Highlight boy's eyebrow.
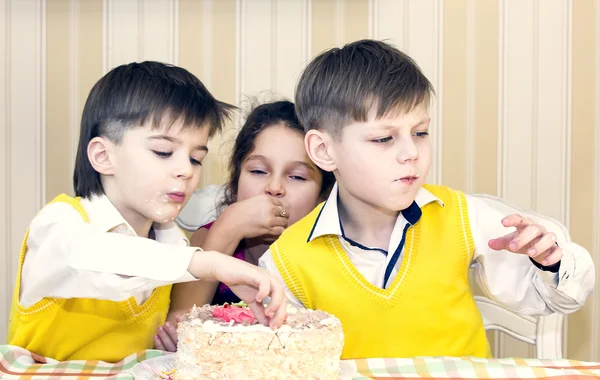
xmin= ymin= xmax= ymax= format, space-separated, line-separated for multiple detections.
xmin=147 ymin=135 xmax=209 ymax=151
xmin=414 ymin=117 xmax=432 ymax=127
xmin=375 ymin=117 xmax=431 ymax=130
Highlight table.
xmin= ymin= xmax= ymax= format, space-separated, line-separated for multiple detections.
xmin=2 ymin=345 xmax=600 ymax=379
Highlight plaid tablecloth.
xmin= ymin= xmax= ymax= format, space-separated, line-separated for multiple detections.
xmin=2 ymin=345 xmax=600 ymax=379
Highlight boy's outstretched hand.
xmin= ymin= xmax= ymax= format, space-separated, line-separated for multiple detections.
xmin=214 ymin=261 xmax=288 ymax=329
xmin=187 ymin=250 xmax=288 ymax=329
xmin=155 ymin=252 xmax=288 ymax=352
xmin=488 ymin=214 xmax=563 ymax=266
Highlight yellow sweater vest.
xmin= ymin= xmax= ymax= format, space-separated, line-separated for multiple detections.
xmin=7 ymin=194 xmax=173 ymax=362
xmin=271 ymin=185 xmax=490 ymax=359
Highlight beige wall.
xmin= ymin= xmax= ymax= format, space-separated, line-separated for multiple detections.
xmin=1 ymin=0 xmax=598 ymax=360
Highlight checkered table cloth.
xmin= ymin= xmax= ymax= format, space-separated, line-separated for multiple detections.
xmin=2 ymin=345 xmax=600 ymax=379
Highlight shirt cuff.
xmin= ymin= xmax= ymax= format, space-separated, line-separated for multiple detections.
xmin=555 ymin=244 xmax=576 ymax=293
xmin=529 ymin=257 xmax=561 ymax=273
xmin=176 ymin=270 xmax=199 ymax=283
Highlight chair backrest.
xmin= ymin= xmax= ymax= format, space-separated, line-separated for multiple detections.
xmin=474 ymin=295 xmax=564 ymax=359
xmin=176 ymin=184 xmax=225 ymax=231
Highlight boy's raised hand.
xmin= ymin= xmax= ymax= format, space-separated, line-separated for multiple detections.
xmin=488 ymin=214 xmax=563 ymax=266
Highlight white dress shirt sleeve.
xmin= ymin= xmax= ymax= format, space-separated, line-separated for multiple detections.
xmin=20 ymin=202 xmax=198 ymax=307
xmin=258 ymin=248 xmax=306 ymax=309
xmin=467 ymin=193 xmax=595 ymax=315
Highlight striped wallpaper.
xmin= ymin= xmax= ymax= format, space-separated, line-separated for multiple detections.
xmin=1 ymin=0 xmax=599 ymax=361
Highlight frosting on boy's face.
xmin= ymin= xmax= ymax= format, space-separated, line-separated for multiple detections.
xmin=329 ymin=102 xmax=431 ymax=213
xmin=104 ymin=120 xmax=210 ymax=231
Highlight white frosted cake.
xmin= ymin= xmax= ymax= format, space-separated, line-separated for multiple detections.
xmin=173 ymin=303 xmax=344 ymax=380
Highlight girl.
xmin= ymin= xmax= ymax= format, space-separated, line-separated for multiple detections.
xmin=154 ymin=100 xmax=334 ymax=351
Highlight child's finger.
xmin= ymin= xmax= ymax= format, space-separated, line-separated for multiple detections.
xmin=488 ymin=232 xmax=515 ymax=251
xmin=269 ymin=296 xmax=287 ymax=329
xmin=248 ymin=301 xmax=268 ymax=326
xmin=156 ymin=326 xmax=177 ymax=352
xmin=269 ymin=226 xmax=285 ymax=236
xmin=269 ymin=196 xmax=284 ymax=207
xmin=501 ymin=214 xmax=528 ymax=227
xmin=539 ymin=246 xmax=563 ymax=266
xmin=255 ymin=276 xmax=270 ymax=305
xmin=272 ymin=205 xmax=290 ymax=220
xmin=509 ymin=224 xmax=545 ymax=252
xmin=164 ymin=322 xmax=178 ymax=346
xmin=153 ymin=335 xmax=165 ymax=351
xmin=273 ymin=215 xmax=289 ymax=226
xmin=264 ymin=277 xmax=284 ymax=319
xmin=526 ymin=232 xmax=557 ymax=258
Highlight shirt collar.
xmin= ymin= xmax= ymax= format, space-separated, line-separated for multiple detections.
xmin=80 ymin=194 xmax=190 ymax=246
xmin=307 ymin=183 xmax=444 ymax=243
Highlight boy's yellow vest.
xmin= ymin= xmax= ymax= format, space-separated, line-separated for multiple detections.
xmin=7 ymin=194 xmax=173 ymax=362
xmin=271 ymin=185 xmax=490 ymax=359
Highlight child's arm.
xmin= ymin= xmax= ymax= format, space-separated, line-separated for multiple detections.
xmin=154 ymin=246 xmax=292 ymax=353
xmin=467 ymin=193 xmax=595 ymax=315
xmin=189 ymin=249 xmax=287 ymax=328
xmin=258 ymin=249 xmax=306 ymax=309
xmin=168 ymin=194 xmax=289 ymax=319
xmin=168 ymin=226 xmax=234 ymax=321
xmin=21 ymin=201 xmax=286 ymax=327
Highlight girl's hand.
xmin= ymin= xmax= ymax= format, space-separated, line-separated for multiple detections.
xmin=228 ymin=194 xmax=289 ymax=239
xmin=153 ymin=316 xmax=181 ymax=352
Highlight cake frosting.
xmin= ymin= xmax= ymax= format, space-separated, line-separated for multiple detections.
xmin=173 ymin=303 xmax=344 ymax=380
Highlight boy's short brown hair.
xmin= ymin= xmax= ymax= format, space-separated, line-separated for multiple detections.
xmin=295 ymin=39 xmax=434 ymax=138
xmin=73 ymin=61 xmax=234 ymax=198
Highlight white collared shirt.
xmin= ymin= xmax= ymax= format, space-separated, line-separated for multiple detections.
xmin=20 ymin=195 xmax=198 ymax=307
xmin=259 ymin=184 xmax=595 ymax=315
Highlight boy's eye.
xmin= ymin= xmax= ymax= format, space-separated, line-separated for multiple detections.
xmin=371 ymin=136 xmax=392 ymax=143
xmin=290 ymin=175 xmax=306 ymax=181
xmin=153 ymin=150 xmax=172 ymax=158
xmin=250 ymin=169 xmax=267 ymax=175
xmin=190 ymin=157 xmax=202 ymax=166
xmin=414 ymin=131 xmax=429 ymax=138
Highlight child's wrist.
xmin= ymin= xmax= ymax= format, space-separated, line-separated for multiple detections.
xmin=220 ymin=203 xmax=247 ymax=240
xmin=188 ymin=250 xmax=221 ymax=280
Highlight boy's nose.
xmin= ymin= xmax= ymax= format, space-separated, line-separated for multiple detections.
xmin=397 ymin=141 xmax=419 ymax=163
xmin=265 ymin=179 xmax=285 ymax=197
xmin=175 ymin=160 xmax=193 ymax=179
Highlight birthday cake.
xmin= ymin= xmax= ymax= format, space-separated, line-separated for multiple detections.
xmin=173 ymin=303 xmax=344 ymax=379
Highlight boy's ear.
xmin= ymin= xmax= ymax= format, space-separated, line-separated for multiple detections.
xmin=88 ymin=137 xmax=116 ymax=175
xmin=305 ymin=130 xmax=337 ymax=172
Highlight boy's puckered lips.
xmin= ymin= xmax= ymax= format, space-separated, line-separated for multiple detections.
xmin=167 ymin=191 xmax=186 ymax=203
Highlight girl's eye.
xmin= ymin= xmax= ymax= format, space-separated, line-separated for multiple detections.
xmin=371 ymin=136 xmax=392 ymax=143
xmin=414 ymin=131 xmax=429 ymax=138
xmin=153 ymin=150 xmax=172 ymax=158
xmin=290 ymin=175 xmax=306 ymax=181
xmin=250 ymin=170 xmax=267 ymax=175
xmin=190 ymin=158 xmax=202 ymax=166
